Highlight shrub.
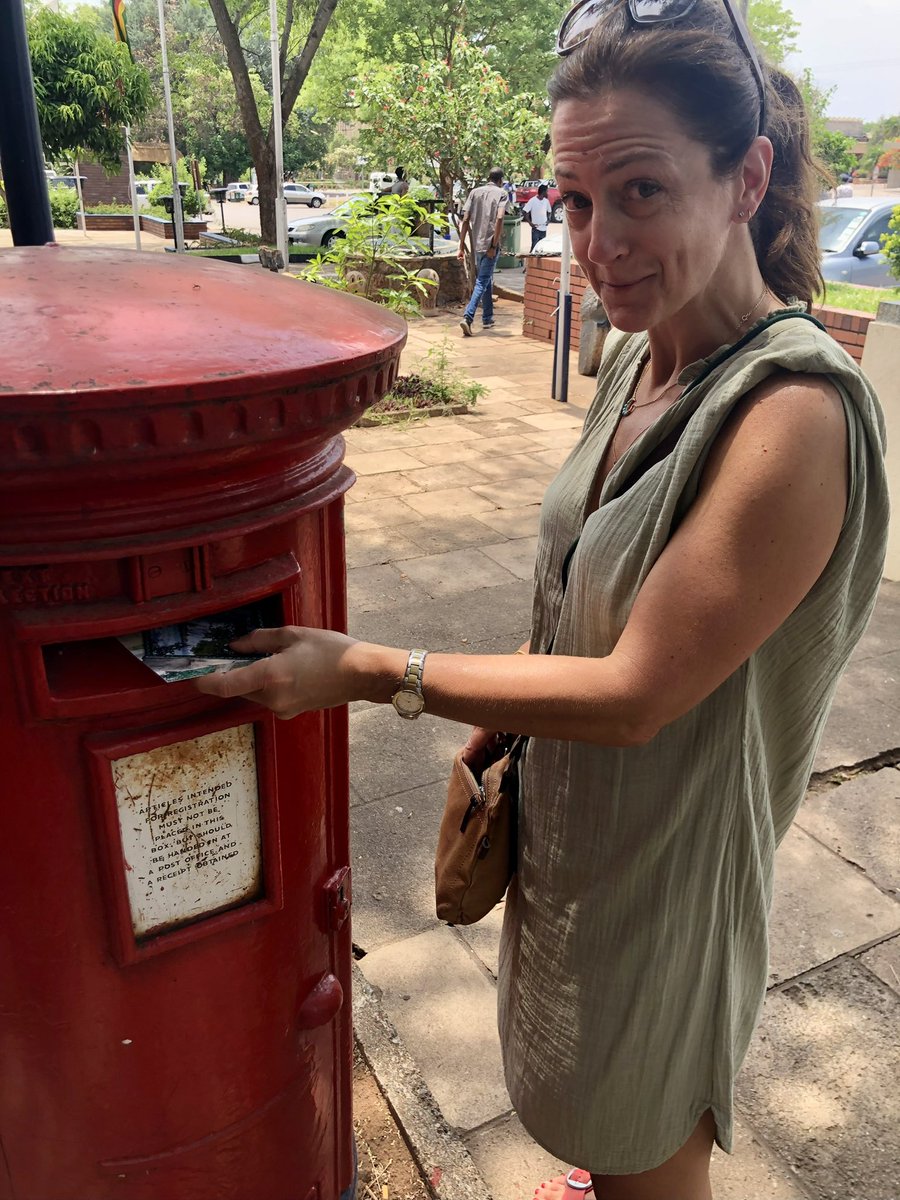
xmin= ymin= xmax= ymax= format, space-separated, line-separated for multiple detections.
xmin=147 ymin=180 xmax=206 ymax=218
xmin=0 ymin=194 xmax=7 ymax=230
xmin=48 ymin=185 xmax=79 ymax=228
xmin=366 ymin=336 xmax=485 ymax=423
xmin=881 ymin=205 xmax=900 ymax=283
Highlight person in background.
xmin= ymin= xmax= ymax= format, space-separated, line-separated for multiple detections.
xmin=523 ymin=183 xmax=553 ymax=250
xmin=391 ymin=167 xmax=410 ymax=196
xmin=456 ymin=166 xmax=507 ymax=335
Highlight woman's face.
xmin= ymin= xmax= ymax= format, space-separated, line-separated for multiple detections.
xmin=552 ymin=90 xmax=744 ymax=333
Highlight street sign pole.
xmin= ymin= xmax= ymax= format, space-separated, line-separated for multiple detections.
xmin=0 ymin=0 xmax=54 ymax=245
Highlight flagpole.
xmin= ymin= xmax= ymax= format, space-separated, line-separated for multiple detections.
xmin=268 ymin=0 xmax=288 ymax=268
xmin=155 ymin=0 xmax=185 ymax=252
xmin=124 ymin=124 xmax=142 ymax=251
xmin=73 ymin=155 xmax=88 ymax=237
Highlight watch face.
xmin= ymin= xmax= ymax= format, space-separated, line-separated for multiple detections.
xmin=393 ymin=688 xmax=424 ymax=717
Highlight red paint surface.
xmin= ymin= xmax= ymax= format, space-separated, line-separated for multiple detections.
xmin=0 ymin=248 xmax=406 ymax=1199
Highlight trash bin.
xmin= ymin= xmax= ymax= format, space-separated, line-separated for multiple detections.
xmin=0 ymin=246 xmax=406 ymax=1200
xmin=498 ymin=210 xmax=523 ymax=268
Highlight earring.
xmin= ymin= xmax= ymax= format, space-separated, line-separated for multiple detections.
xmin=738 ymin=210 xmax=746 ymax=219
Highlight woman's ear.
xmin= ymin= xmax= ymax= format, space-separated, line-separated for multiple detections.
xmin=735 ymin=135 xmax=774 ymax=222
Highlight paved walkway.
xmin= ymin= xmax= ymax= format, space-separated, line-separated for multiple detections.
xmin=345 ymin=306 xmax=900 ymax=1200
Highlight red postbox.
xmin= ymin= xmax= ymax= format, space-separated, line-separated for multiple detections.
xmin=0 ymin=247 xmax=406 ymax=1200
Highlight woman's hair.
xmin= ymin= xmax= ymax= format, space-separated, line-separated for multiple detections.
xmin=548 ymin=0 xmax=826 ymax=306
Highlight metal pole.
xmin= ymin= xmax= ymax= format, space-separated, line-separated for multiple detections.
xmin=268 ymin=0 xmax=288 ymax=267
xmin=156 ymin=0 xmax=185 ymax=252
xmin=73 ymin=156 xmax=87 ymax=237
xmin=553 ymin=216 xmax=572 ymax=403
xmin=124 ymin=125 xmax=142 ymax=251
xmin=0 ymin=0 xmax=54 ymax=245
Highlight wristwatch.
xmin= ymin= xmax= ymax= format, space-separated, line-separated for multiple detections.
xmin=391 ymin=649 xmax=428 ymax=720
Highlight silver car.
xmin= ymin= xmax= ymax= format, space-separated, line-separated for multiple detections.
xmin=818 ymin=196 xmax=899 ymax=288
xmin=283 ymin=183 xmax=326 ymax=207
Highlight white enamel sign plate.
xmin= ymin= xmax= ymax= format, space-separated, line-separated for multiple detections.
xmin=112 ymin=724 xmax=262 ymax=938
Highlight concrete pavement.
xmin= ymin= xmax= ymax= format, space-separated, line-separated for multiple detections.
xmin=346 ymin=305 xmax=900 ymax=1200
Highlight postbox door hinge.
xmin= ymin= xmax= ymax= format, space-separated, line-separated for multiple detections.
xmin=324 ymin=867 xmax=351 ymax=931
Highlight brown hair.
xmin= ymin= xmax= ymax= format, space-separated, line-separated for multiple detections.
xmin=548 ymin=0 xmax=826 ymax=306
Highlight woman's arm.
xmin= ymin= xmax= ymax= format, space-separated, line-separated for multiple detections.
xmin=197 ymin=374 xmax=848 ymax=745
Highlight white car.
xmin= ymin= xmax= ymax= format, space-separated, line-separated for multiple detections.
xmin=225 ymin=181 xmax=255 ymax=202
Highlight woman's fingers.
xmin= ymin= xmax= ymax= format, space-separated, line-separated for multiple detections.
xmin=228 ymin=627 xmax=300 ymax=655
xmin=194 ymin=658 xmax=275 ymax=700
xmin=462 ymin=726 xmax=504 ymax=770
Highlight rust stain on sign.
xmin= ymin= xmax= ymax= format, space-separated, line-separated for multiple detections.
xmin=112 ymin=725 xmax=261 ymax=938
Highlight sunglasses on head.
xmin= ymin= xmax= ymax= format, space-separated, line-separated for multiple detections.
xmin=555 ymin=0 xmax=767 ymax=135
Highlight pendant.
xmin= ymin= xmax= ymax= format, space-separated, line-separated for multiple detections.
xmin=620 ymin=396 xmax=635 ymax=417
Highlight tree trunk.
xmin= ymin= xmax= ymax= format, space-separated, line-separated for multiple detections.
xmin=254 ymin=142 xmax=278 ymax=244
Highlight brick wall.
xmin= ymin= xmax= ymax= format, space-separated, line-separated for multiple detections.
xmin=523 ymin=254 xmax=876 ymax=363
xmin=523 ymin=255 xmax=589 ymax=350
xmin=79 ymin=156 xmax=133 ymax=207
xmin=811 ymin=304 xmax=874 ymax=364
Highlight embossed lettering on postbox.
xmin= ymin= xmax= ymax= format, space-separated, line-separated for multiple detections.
xmin=112 ymin=725 xmax=261 ymax=938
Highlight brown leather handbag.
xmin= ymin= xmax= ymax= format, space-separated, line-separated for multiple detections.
xmin=434 ymin=736 xmax=525 ymax=926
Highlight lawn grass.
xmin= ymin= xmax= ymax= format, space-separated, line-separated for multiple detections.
xmin=820 ymin=281 xmax=900 ymax=314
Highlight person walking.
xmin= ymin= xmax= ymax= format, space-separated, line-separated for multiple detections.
xmin=456 ymin=167 xmax=507 ymax=335
xmin=523 ymin=183 xmax=553 ymax=250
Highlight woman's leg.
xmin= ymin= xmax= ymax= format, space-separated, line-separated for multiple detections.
xmin=534 ymin=1111 xmax=717 ymax=1200
xmin=590 ymin=1110 xmax=717 ymax=1200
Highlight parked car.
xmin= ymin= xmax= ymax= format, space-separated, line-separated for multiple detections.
xmin=47 ymin=175 xmax=80 ymax=190
xmin=515 ymin=179 xmax=564 ymax=223
xmin=287 ymin=195 xmax=458 ymax=254
xmin=818 ymin=196 xmax=899 ymax=288
xmin=282 ymin=183 xmax=325 ymax=207
xmin=225 ymin=181 xmax=255 ymax=202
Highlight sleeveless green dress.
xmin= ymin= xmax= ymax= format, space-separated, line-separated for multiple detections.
xmin=497 ymin=312 xmax=889 ymax=1174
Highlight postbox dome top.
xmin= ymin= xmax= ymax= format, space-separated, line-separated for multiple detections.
xmin=1 ymin=247 xmax=407 ymax=404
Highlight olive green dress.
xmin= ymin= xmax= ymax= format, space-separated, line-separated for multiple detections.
xmin=497 ymin=312 xmax=889 ymax=1174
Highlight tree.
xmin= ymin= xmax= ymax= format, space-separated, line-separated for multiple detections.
xmin=26 ymin=7 xmax=151 ymax=172
xmin=359 ymin=39 xmax=549 ymax=218
xmin=817 ymin=130 xmax=856 ymax=178
xmin=207 ymin=0 xmax=340 ymax=242
xmin=747 ymin=0 xmax=800 ymax=67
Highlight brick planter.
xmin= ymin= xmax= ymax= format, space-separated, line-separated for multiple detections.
xmin=346 ymin=253 xmax=468 ymax=307
xmin=139 ymin=214 xmax=209 ymax=239
xmin=524 ymin=253 xmax=875 ymax=363
xmin=76 ymin=212 xmax=209 ymax=238
xmin=77 ymin=213 xmax=136 ymax=232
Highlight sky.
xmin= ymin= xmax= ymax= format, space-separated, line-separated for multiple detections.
xmin=783 ymin=0 xmax=899 ymax=122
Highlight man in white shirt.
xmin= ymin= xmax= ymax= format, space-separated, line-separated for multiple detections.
xmin=456 ymin=167 xmax=507 ymax=335
xmin=523 ymin=184 xmax=552 ymax=251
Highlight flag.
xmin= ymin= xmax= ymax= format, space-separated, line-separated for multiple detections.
xmin=111 ymin=0 xmax=133 ymax=62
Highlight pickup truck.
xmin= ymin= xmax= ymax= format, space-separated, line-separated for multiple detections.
xmin=515 ymin=179 xmax=564 ymax=223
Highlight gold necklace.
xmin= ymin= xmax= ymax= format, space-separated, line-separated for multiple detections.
xmin=619 ymin=285 xmax=770 ymax=419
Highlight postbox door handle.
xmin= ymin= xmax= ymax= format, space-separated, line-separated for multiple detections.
xmin=296 ymin=972 xmax=344 ymax=1030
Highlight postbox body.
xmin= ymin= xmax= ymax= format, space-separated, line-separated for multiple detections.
xmin=0 ymin=248 xmax=406 ymax=1200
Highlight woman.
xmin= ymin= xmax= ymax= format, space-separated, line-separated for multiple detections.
xmin=198 ymin=1 xmax=889 ymax=1195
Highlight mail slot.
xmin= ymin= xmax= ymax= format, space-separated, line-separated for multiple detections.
xmin=0 ymin=247 xmax=406 ymax=1200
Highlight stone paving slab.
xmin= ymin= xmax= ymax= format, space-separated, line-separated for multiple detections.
xmin=350 ymin=448 xmax=429 ymax=475
xmin=812 ymin=656 xmax=900 ymax=774
xmin=464 ymin=453 xmax=554 ymax=483
xmin=358 ymin=926 xmax=511 ymax=1132
xmin=405 ymin=486 xmax=497 ymax=519
xmin=470 ymin=478 xmax=551 ymax=510
xmin=394 ymin=515 xmax=504 ymax=556
xmin=466 ymin=1111 xmax=811 ymax=1200
xmin=350 ymin=781 xmax=446 ymax=950
xmin=346 ymin=471 xmax=424 ymax=504
xmin=849 ymin=579 xmax=900 ymax=663
xmin=348 ymin=578 xmax=533 ymax=651
xmin=346 ymin=527 xmax=427 ymax=570
xmin=796 ymin=765 xmax=899 ymax=897
xmin=736 ymin=959 xmax=900 ymax=1200
xmin=397 ymin=463 xmax=489 ymax=492
xmin=347 ymin=562 xmax=434 ymax=613
xmin=478 ymin=537 xmax=539 ymax=582
xmin=476 ymin=506 xmax=543 ymax=539
xmin=398 ymin=547 xmax=520 ymax=596
xmin=857 ymin=933 xmax=900 ymax=996
xmin=344 ymin=497 xmax=423 ymax=532
xmin=349 ymin=705 xmax=465 ymax=806
xmin=768 ymin=824 xmax=900 ymax=985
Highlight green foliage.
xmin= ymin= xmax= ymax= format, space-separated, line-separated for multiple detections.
xmin=0 ymin=195 xmax=8 ymax=231
xmin=816 ymin=130 xmax=856 ymax=178
xmin=27 ymin=8 xmax=151 ymax=171
xmin=48 ymin=184 xmax=80 ymax=229
xmin=301 ymin=193 xmax=447 ymax=317
xmin=820 ymin=280 xmax=900 ymax=314
xmin=367 ymin=337 xmax=485 ymax=423
xmin=881 ymin=207 xmax=900 ymax=285
xmin=747 ymin=0 xmax=800 ymax=67
xmin=358 ymin=38 xmax=549 ymax=211
xmin=147 ymin=179 xmax=207 ymax=218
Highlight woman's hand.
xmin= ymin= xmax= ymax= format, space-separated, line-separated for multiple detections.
xmin=461 ymin=727 xmax=510 ymax=773
xmin=194 ymin=626 xmax=363 ymax=718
